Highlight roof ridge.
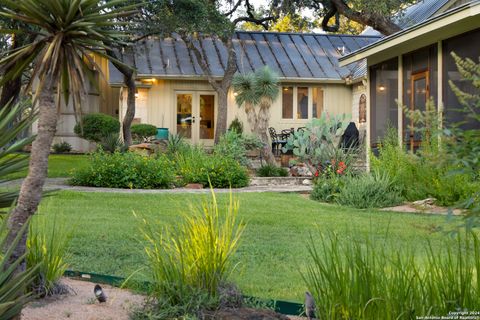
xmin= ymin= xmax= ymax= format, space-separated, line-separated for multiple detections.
xmin=234 ymin=30 xmax=381 ymax=38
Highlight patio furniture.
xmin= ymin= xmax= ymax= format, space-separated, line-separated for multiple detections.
xmin=269 ymin=127 xmax=287 ymax=155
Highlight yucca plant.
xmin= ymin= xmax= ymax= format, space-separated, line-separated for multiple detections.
xmin=0 ymin=101 xmax=36 ymax=210
xmin=0 ymin=0 xmax=136 ymax=284
xmin=26 ymin=215 xmax=71 ymax=296
xmin=0 ymin=214 xmax=40 ymax=320
xmin=138 ymin=190 xmax=245 ymax=316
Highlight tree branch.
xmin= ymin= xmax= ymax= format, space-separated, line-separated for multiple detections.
xmin=330 ymin=0 xmax=401 ymax=35
xmin=224 ymin=0 xmax=243 ymax=17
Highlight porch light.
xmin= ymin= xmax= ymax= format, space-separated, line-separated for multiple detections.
xmin=135 ymin=89 xmax=139 ymax=98
xmin=378 ymin=84 xmax=386 ymax=92
xmin=233 ymin=92 xmax=238 ymax=97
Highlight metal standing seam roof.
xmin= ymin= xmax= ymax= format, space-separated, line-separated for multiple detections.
xmin=108 ymin=32 xmax=380 ymax=84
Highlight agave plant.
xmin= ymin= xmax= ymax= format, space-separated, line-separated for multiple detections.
xmin=0 ymin=214 xmax=40 ymax=319
xmin=0 ymin=102 xmax=36 ymax=210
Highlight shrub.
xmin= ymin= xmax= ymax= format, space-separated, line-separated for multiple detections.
xmin=303 ymin=230 xmax=480 ymax=319
xmin=310 ymin=175 xmax=345 ymax=203
xmin=166 ymin=133 xmax=188 ymax=155
xmin=213 ymin=131 xmax=249 ymax=166
xmin=70 ymin=151 xmax=175 ymax=189
xmin=74 ymin=113 xmax=120 ymax=142
xmin=336 ymin=171 xmax=403 ymax=208
xmin=131 ymin=124 xmax=157 ymax=142
xmin=176 ymin=146 xmax=249 ymax=188
xmin=256 ymin=164 xmax=288 ymax=177
xmin=137 ymin=190 xmax=244 ymax=318
xmin=52 ymin=141 xmax=72 ymax=153
xmin=27 ymin=215 xmax=71 ymax=296
xmin=228 ymin=117 xmax=244 ymax=135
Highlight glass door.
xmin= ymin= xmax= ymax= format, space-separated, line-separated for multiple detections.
xmin=176 ymin=93 xmax=193 ymax=139
xmin=176 ymin=92 xmax=216 ymax=144
xmin=407 ymin=71 xmax=429 ymax=152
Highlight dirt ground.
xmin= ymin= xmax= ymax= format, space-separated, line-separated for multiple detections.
xmin=22 ymin=278 xmax=144 ymax=320
xmin=22 ymin=278 xmax=305 ymax=320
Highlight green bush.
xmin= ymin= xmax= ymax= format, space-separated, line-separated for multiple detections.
xmin=98 ymin=133 xmax=127 ymax=153
xmin=70 ymin=151 xmax=175 ymax=189
xmin=303 ymin=230 xmax=480 ymax=319
xmin=74 ymin=113 xmax=120 ymax=142
xmin=336 ymin=171 xmax=403 ymax=208
xmin=52 ymin=141 xmax=72 ymax=153
xmin=256 ymin=164 xmax=288 ymax=177
xmin=228 ymin=117 xmax=244 ymax=135
xmin=136 ymin=191 xmax=244 ymax=318
xmin=310 ymin=175 xmax=344 ymax=203
xmin=176 ymin=146 xmax=249 ymax=188
xmin=131 ymin=124 xmax=157 ymax=142
xmin=213 ymin=131 xmax=249 ymax=166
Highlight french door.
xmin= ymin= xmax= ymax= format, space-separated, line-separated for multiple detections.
xmin=406 ymin=71 xmax=429 ymax=152
xmin=176 ymin=91 xmax=216 ymax=145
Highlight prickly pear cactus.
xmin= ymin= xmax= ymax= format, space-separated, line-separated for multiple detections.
xmin=283 ymin=112 xmax=349 ymax=174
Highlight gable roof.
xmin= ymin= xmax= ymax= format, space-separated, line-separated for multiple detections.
xmin=108 ymin=32 xmax=380 ymax=85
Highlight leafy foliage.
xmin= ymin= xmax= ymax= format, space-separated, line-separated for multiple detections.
xmin=131 ymin=124 xmax=158 ymax=142
xmin=303 ymin=230 xmax=480 ymax=319
xmin=228 ymin=117 xmax=244 ymax=135
xmin=74 ymin=113 xmax=120 ymax=143
xmin=70 ymin=152 xmax=175 ymax=189
xmin=256 ymin=164 xmax=288 ymax=177
xmin=213 ymin=131 xmax=249 ymax=167
xmin=137 ymin=190 xmax=244 ymax=318
xmin=52 ymin=141 xmax=72 ymax=153
xmin=176 ymin=145 xmax=249 ymax=188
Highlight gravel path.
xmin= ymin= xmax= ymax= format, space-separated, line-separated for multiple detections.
xmin=1 ymin=178 xmax=313 ymax=194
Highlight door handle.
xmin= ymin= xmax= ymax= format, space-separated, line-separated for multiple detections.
xmin=192 ymin=116 xmax=195 ymax=123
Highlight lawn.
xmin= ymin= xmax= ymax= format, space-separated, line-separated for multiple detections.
xmin=6 ymin=154 xmax=89 ymax=179
xmin=37 ymin=190 xmax=459 ymax=302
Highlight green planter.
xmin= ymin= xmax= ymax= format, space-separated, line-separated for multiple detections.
xmin=156 ymin=127 xmax=169 ymax=140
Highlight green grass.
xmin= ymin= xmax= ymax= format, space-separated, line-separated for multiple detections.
xmin=6 ymin=154 xmax=89 ymax=179
xmin=36 ymin=191 xmax=460 ymax=302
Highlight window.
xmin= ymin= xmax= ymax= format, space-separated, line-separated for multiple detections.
xmin=282 ymin=87 xmax=293 ymax=118
xmin=312 ymin=87 xmax=323 ymax=118
xmin=359 ymin=94 xmax=366 ymax=123
xmin=282 ymin=86 xmax=324 ymax=120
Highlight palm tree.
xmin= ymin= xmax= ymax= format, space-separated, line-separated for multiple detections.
xmin=0 ymin=0 xmax=135 ymax=279
xmin=232 ymin=66 xmax=279 ymax=165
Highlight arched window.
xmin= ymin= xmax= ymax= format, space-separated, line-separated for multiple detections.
xmin=359 ymin=94 xmax=367 ymax=123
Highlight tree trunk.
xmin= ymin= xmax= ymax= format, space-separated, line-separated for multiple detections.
xmin=244 ymin=103 xmax=258 ymax=133
xmin=331 ymin=0 xmax=401 ymax=35
xmin=214 ymin=89 xmax=229 ymax=144
xmin=122 ymin=75 xmax=136 ymax=146
xmin=256 ymin=101 xmax=277 ymax=166
xmin=6 ymin=74 xmax=57 ymax=273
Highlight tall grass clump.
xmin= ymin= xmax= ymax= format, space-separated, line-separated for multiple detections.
xmin=136 ymin=190 xmax=245 ymax=318
xmin=302 ymin=230 xmax=480 ymax=319
xmin=26 ymin=215 xmax=71 ymax=296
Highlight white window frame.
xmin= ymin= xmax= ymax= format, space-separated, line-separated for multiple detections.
xmin=281 ymin=86 xmax=324 ymax=121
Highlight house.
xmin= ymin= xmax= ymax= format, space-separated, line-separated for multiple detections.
xmin=339 ymin=0 xmax=480 ymax=156
xmin=107 ymin=32 xmax=379 ymax=147
xmin=49 ymin=0 xmax=478 ymax=153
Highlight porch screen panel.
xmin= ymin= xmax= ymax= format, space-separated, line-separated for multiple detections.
xmin=369 ymin=58 xmax=399 ymax=145
xmin=443 ymin=28 xmax=480 ymax=130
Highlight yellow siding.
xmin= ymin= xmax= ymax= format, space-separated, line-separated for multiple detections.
xmin=120 ymin=80 xmax=353 ymax=138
